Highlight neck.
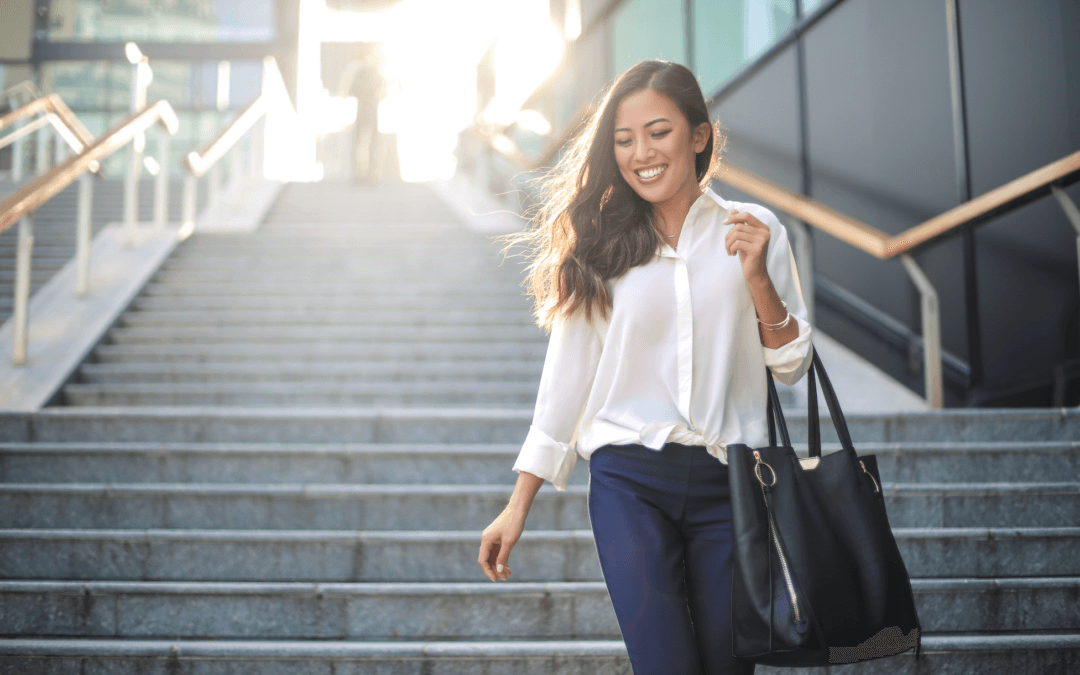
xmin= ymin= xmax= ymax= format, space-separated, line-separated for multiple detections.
xmin=654 ymin=181 xmax=704 ymax=235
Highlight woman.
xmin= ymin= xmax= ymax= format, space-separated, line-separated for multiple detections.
xmin=477 ymin=60 xmax=813 ymax=675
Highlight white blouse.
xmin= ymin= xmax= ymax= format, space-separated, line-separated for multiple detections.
xmin=512 ymin=187 xmax=815 ymax=491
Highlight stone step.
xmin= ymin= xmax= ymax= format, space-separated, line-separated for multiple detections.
xmin=89 ymin=342 xmax=549 ymax=363
xmin=164 ymin=243 xmax=507 ymax=259
xmin=0 ymin=256 xmax=77 ymax=270
xmin=61 ymin=382 xmax=541 ymax=406
xmin=117 ymin=308 xmax=537 ymax=327
xmin=3 ymin=635 xmax=1080 ymax=675
xmin=0 ymin=269 xmax=69 ymax=283
xmin=0 ymin=481 xmax=1075 ymax=530
xmin=2 ymin=577 xmax=1077 ymax=638
xmin=1 ymin=526 xmax=1075 ymax=582
xmin=105 ymin=324 xmax=547 ymax=345
xmin=137 ymin=281 xmax=528 ymax=296
xmin=77 ymin=361 xmax=545 ymax=384
xmin=127 ymin=294 xmax=532 ymax=311
xmin=148 ymin=268 xmax=524 ymax=284
xmin=155 ymin=250 xmax=516 ymax=267
xmin=2 ymin=441 xmax=1074 ymax=486
xmin=9 ymin=408 xmax=1080 ymax=443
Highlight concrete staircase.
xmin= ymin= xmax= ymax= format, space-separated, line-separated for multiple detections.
xmin=0 ymin=181 xmax=1078 ymax=673
xmin=0 ymin=177 xmax=205 ymax=325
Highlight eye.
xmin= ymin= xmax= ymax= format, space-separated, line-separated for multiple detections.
xmin=615 ymin=138 xmax=631 ymax=147
xmin=652 ymin=130 xmax=671 ymax=139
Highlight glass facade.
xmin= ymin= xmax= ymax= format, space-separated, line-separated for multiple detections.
xmin=611 ymin=0 xmax=687 ymax=77
xmin=39 ymin=59 xmax=263 ymax=176
xmin=694 ymin=0 xmax=795 ymax=96
xmin=44 ymin=0 xmax=275 ymax=43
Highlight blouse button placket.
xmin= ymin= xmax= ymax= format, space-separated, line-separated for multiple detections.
xmin=663 ymin=201 xmax=700 ymax=433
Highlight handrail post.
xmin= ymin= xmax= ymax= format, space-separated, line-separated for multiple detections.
xmin=124 ymin=135 xmax=141 ymax=245
xmin=154 ymin=130 xmax=170 ymax=228
xmin=75 ymin=172 xmax=93 ymax=297
xmin=182 ymin=174 xmax=197 ymax=231
xmin=1051 ymin=186 xmax=1080 ymax=380
xmin=35 ymin=121 xmax=49 ymax=175
xmin=229 ymin=143 xmax=244 ymax=204
xmin=10 ymin=97 xmax=24 ymax=182
xmin=249 ymin=118 xmax=264 ymax=180
xmin=11 ymin=216 xmax=34 ymax=365
xmin=900 ymin=255 xmax=944 ymax=408
xmin=54 ymin=128 xmax=67 ymax=165
xmin=208 ymin=162 xmax=222 ymax=220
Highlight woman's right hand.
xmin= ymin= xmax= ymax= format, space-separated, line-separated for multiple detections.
xmin=478 ymin=506 xmax=527 ymax=581
xmin=478 ymin=471 xmax=544 ymax=581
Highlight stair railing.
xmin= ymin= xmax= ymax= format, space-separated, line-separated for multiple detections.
xmin=181 ymin=56 xmax=298 ymax=233
xmin=476 ymin=127 xmax=1080 ymax=408
xmin=0 ymin=93 xmax=98 ymax=180
xmin=2 ymin=81 xmax=45 ymax=181
xmin=0 ymin=100 xmax=179 ymax=365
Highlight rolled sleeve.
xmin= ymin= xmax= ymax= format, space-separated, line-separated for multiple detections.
xmin=512 ymin=308 xmax=603 ymax=491
xmin=512 ymin=425 xmax=577 ymax=491
xmin=756 ymin=208 xmax=814 ymax=386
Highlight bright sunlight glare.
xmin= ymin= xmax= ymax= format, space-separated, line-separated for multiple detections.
xmin=315 ymin=0 xmax=565 ymax=182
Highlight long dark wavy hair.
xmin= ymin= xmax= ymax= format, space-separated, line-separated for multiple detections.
xmin=506 ymin=60 xmax=726 ymax=330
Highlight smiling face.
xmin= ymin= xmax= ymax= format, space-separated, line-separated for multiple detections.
xmin=613 ymin=88 xmax=711 ymax=208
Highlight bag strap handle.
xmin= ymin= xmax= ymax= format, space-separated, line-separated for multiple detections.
xmin=807 ymin=348 xmax=855 ymax=457
xmin=765 ymin=366 xmax=791 ymax=447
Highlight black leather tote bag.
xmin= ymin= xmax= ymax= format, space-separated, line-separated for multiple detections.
xmin=726 ymin=350 xmax=922 ymax=667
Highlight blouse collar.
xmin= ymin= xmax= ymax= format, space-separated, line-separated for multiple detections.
xmin=658 ymin=187 xmax=723 ymax=258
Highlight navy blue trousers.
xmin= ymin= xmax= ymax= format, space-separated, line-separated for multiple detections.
xmin=588 ymin=442 xmax=756 ymax=675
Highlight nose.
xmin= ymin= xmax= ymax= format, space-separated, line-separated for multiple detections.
xmin=633 ymin=135 xmax=651 ymax=164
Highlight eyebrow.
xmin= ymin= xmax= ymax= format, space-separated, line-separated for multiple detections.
xmin=614 ymin=117 xmax=672 ymax=133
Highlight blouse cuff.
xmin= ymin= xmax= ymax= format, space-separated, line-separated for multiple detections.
xmin=762 ymin=314 xmax=813 ymax=386
xmin=512 ymin=425 xmax=578 ymax=492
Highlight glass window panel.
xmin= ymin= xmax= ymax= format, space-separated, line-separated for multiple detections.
xmin=694 ymin=0 xmax=795 ymax=97
xmin=228 ymin=60 xmax=263 ymax=109
xmin=801 ymin=0 xmax=827 ymax=14
xmin=611 ymin=0 xmax=687 ymax=78
xmin=44 ymin=0 xmax=275 ymax=43
xmin=41 ymin=62 xmax=110 ymax=110
xmin=146 ymin=62 xmax=193 ymax=109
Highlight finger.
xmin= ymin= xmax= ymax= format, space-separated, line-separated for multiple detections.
xmin=478 ymin=537 xmax=499 ymax=582
xmin=728 ymin=231 xmax=766 ymax=248
xmin=727 ymin=233 xmax=765 ymax=256
xmin=495 ymin=544 xmax=514 ymax=582
xmin=729 ymin=222 xmax=769 ymax=241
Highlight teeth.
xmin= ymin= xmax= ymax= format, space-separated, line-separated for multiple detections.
xmin=637 ymin=165 xmax=666 ymax=179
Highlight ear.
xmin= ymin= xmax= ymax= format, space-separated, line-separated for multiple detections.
xmin=691 ymin=122 xmax=711 ymax=153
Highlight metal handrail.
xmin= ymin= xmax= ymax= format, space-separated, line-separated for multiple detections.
xmin=0 ymin=93 xmax=96 ymax=152
xmin=177 ymin=55 xmax=295 ymax=230
xmin=184 ymin=95 xmax=267 ymax=177
xmin=0 ymin=100 xmax=178 ymax=233
xmin=479 ymin=128 xmax=1080 ymax=408
xmin=1 ymin=81 xmax=42 ymax=107
xmin=716 ymin=151 xmax=1080 ymax=260
xmin=0 ymin=99 xmax=178 ymax=365
xmin=0 ymin=93 xmax=99 ymax=166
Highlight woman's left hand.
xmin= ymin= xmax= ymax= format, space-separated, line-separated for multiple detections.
xmin=723 ymin=209 xmax=770 ymax=283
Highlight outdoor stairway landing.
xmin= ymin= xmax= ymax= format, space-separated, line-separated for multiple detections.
xmin=0 ymin=181 xmax=1077 ymax=674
